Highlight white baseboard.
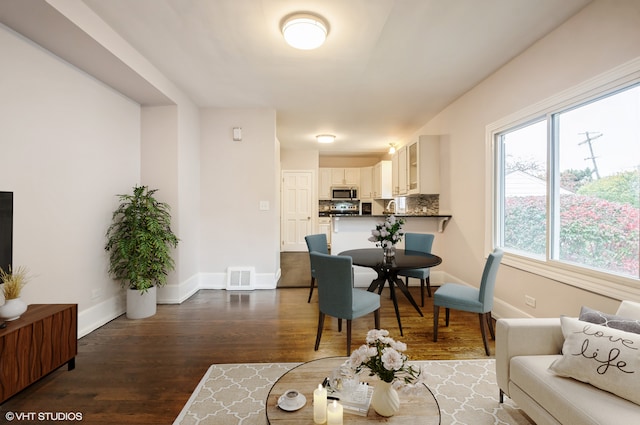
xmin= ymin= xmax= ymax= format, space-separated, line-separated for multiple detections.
xmin=198 ymin=272 xmax=227 ymax=289
xmin=192 ymin=270 xmax=280 ymax=291
xmin=492 ymin=298 xmax=534 ymax=320
xmin=157 ymin=274 xmax=201 ymax=304
xmin=79 ymin=268 xmax=527 ymax=339
xmin=79 ymin=270 xmax=279 ymax=337
xmin=78 ymin=295 xmax=125 ymax=338
xmin=273 ymin=267 xmax=281 ymax=287
xmin=254 ymin=271 xmax=278 ymax=289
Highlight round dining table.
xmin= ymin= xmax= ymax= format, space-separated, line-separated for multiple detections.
xmin=338 ymin=248 xmax=442 ymax=336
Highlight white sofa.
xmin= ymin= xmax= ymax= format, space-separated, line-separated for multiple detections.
xmin=496 ymin=301 xmax=640 ymax=425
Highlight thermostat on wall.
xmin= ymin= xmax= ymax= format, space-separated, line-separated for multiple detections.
xmin=233 ymin=127 xmax=242 ymax=141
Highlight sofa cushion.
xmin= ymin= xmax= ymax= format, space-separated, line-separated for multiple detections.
xmin=579 ymin=306 xmax=640 ymax=334
xmin=616 ymin=300 xmax=640 ymax=320
xmin=511 ymin=355 xmax=640 ymax=425
xmin=549 ymin=316 xmax=640 ymax=405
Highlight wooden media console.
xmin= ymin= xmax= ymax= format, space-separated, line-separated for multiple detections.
xmin=0 ymin=304 xmax=77 ymax=403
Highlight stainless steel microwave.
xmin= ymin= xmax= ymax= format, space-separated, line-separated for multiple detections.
xmin=332 ymin=187 xmax=358 ymax=200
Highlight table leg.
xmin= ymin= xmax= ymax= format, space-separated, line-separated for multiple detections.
xmin=367 ymin=267 xmax=404 ymax=335
xmin=367 ymin=268 xmax=387 ymax=293
xmin=367 ymin=267 xmax=422 ymax=336
xmin=387 ymin=276 xmax=404 ymax=336
xmin=392 ymin=273 xmax=424 ymax=317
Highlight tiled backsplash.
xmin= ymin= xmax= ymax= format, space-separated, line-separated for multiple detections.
xmin=401 ymin=194 xmax=439 ymax=215
xmin=319 ymin=195 xmax=439 ymax=215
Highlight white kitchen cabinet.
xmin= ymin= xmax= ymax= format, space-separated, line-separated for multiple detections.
xmin=344 ymin=168 xmax=360 ymax=186
xmin=359 ymin=166 xmax=373 ymax=200
xmin=372 ymin=160 xmax=392 ymax=199
xmin=318 ymin=217 xmax=331 ymax=245
xmin=318 ymin=168 xmax=332 ymax=200
xmin=408 ymin=142 xmax=418 ymax=193
xmin=391 ymin=153 xmax=399 ymax=195
xmin=331 ymin=168 xmax=360 ymax=186
xmin=407 ymin=135 xmax=440 ymax=195
xmin=395 ymin=146 xmax=409 ymax=195
xmin=391 ymin=137 xmax=439 ymax=196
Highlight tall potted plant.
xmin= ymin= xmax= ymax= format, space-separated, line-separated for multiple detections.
xmin=105 ymin=185 xmax=179 ymax=319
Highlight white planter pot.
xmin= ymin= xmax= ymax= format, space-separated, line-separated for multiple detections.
xmin=0 ymin=297 xmax=28 ymax=321
xmin=126 ymin=286 xmax=157 ymax=319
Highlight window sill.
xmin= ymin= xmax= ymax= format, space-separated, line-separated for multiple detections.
xmin=502 ymin=252 xmax=640 ymax=302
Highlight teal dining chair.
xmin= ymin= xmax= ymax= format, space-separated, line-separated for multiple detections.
xmin=433 ymin=249 xmax=504 ymax=356
xmin=397 ymin=233 xmax=435 ymax=307
xmin=310 ymin=251 xmax=380 ymax=356
xmin=305 ymin=234 xmax=329 ymax=303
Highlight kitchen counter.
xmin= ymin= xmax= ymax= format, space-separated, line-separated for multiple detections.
xmin=319 ymin=213 xmax=451 ymax=218
xmin=367 ymin=213 xmax=452 ymax=218
xmin=331 ymin=214 xmax=452 ymax=230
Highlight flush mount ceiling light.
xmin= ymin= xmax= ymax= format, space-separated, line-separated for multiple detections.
xmin=316 ymin=134 xmax=335 ymax=144
xmin=281 ymin=13 xmax=329 ymax=50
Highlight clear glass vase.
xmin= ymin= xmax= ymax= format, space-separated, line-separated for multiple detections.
xmin=383 ymin=245 xmax=396 ymax=260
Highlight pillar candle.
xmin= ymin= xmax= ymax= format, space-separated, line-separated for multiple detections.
xmin=313 ymin=384 xmax=327 ymax=424
xmin=326 ymin=399 xmax=343 ymax=425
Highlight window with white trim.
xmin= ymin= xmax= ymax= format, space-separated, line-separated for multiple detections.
xmin=494 ymin=83 xmax=640 ymax=283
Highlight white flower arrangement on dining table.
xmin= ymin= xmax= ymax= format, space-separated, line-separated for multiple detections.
xmin=368 ymin=215 xmax=405 ymax=248
xmin=347 ymin=329 xmax=427 ymax=392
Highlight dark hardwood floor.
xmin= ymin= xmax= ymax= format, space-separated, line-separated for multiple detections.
xmin=1 ymin=254 xmax=494 ymax=424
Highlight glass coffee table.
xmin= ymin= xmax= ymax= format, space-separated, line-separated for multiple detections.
xmin=266 ymin=357 xmax=440 ymax=424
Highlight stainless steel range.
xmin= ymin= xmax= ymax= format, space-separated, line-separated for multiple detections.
xmin=329 ymin=201 xmax=360 ymax=216
xmin=319 ymin=200 xmax=360 ymax=216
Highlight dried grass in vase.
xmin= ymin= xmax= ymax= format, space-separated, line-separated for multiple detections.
xmin=1 ymin=265 xmax=30 ymax=300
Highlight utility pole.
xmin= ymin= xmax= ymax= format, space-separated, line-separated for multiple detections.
xmin=578 ymin=131 xmax=602 ymax=179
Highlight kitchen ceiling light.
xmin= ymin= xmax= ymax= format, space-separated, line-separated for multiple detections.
xmin=388 ymin=143 xmax=396 ymax=154
xmin=316 ymin=134 xmax=335 ymax=144
xmin=281 ymin=13 xmax=329 ymax=50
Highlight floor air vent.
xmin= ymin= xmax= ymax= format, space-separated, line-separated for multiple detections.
xmin=226 ymin=267 xmax=255 ymax=290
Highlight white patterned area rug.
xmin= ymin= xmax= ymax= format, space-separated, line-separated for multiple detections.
xmin=173 ymin=360 xmax=533 ymax=425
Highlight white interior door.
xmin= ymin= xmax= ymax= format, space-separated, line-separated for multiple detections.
xmin=281 ymin=171 xmax=314 ymax=252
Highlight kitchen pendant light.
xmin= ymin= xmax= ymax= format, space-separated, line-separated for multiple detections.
xmin=281 ymin=13 xmax=329 ymax=50
xmin=316 ymin=134 xmax=335 ymax=144
xmin=388 ymin=143 xmax=397 ymax=154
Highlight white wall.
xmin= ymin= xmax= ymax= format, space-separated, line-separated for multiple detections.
xmin=413 ymin=0 xmax=640 ymax=318
xmin=281 ymin=148 xmax=319 ymax=171
xmin=320 ymin=155 xmax=387 ymax=167
xmin=174 ymin=102 xmax=202 ymax=295
xmin=0 ymin=24 xmax=140 ymax=331
xmin=199 ymin=108 xmax=280 ymax=288
xmin=140 ymin=105 xmax=200 ymax=303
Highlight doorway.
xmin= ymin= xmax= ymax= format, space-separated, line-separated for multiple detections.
xmin=281 ymin=170 xmax=314 ymax=252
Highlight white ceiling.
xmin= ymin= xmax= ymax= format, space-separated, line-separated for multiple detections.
xmin=6 ymin=0 xmax=593 ymax=155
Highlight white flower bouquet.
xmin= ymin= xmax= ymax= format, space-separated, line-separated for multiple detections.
xmin=348 ymin=329 xmax=426 ymax=391
xmin=368 ymin=215 xmax=405 ymax=248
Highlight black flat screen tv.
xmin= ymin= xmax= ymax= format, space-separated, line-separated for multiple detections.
xmin=0 ymin=192 xmax=13 ymax=273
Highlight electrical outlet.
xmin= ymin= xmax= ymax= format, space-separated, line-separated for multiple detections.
xmin=525 ymin=295 xmax=536 ymax=308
